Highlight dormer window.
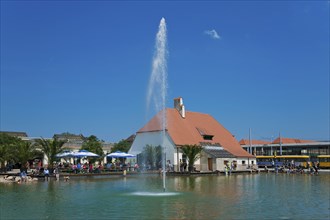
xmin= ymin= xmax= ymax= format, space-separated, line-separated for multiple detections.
xmin=196 ymin=127 xmax=214 ymax=141
xmin=202 ymin=135 xmax=214 ymax=140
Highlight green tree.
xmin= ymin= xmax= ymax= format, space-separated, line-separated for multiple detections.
xmin=81 ymin=135 xmax=104 ymax=155
xmin=81 ymin=135 xmax=104 ymax=162
xmin=140 ymin=145 xmax=162 ymax=170
xmin=180 ymin=144 xmax=203 ymax=172
xmin=35 ymin=137 xmax=66 ymax=169
xmin=15 ymin=141 xmax=41 ymax=169
xmin=111 ymin=139 xmax=131 ymax=153
xmin=0 ymin=133 xmax=21 ymax=170
xmin=0 ymin=144 xmax=10 ymax=170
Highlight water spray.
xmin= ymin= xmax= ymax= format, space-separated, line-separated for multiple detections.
xmin=147 ymin=17 xmax=168 ymax=192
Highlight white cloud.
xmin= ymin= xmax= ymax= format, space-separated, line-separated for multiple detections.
xmin=204 ymin=29 xmax=220 ymax=39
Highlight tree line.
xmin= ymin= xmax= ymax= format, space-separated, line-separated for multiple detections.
xmin=0 ymin=132 xmax=203 ymax=173
xmin=0 ymin=133 xmax=132 ymax=171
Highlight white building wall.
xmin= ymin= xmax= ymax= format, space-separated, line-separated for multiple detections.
xmin=215 ymin=158 xmax=231 ymax=171
xmin=199 ymin=153 xmax=209 ymax=172
xmin=129 ymin=132 xmax=257 ymax=172
xmin=199 ymin=150 xmax=258 ymax=171
xmin=43 ymin=155 xmax=49 ymax=166
xmin=128 ymin=131 xmax=176 ymax=166
xmin=235 ymin=158 xmax=257 ymax=170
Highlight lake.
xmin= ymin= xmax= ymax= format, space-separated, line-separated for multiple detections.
xmin=1 ymin=173 xmax=329 ymax=219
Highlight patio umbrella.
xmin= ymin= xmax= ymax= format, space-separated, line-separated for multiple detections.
xmin=106 ymin=151 xmax=135 ymax=158
xmin=55 ymin=151 xmax=74 ymax=158
xmin=72 ymin=150 xmax=100 ymax=158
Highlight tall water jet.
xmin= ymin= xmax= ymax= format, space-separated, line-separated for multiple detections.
xmin=146 ymin=17 xmax=168 ymax=191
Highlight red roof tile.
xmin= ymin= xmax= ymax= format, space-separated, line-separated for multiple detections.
xmin=138 ymin=108 xmax=254 ymax=158
xmin=239 ymin=139 xmax=271 ymax=145
xmin=272 ymin=137 xmax=314 ymax=144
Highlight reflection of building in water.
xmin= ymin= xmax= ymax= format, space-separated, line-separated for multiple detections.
xmin=172 ymin=175 xmax=244 ymax=218
xmin=129 ymin=97 xmax=255 ymax=172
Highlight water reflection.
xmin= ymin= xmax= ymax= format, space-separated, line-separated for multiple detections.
xmin=1 ymin=173 xmax=329 ymax=219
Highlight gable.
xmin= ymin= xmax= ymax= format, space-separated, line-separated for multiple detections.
xmin=138 ymin=108 xmax=254 ymax=158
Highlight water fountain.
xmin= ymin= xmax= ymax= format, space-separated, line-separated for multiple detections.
xmin=146 ymin=17 xmax=168 ymax=192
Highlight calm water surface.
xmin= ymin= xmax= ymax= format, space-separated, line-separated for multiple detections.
xmin=1 ymin=173 xmax=329 ymax=219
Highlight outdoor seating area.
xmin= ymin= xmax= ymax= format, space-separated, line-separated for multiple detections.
xmin=57 ymin=162 xmax=139 ymax=174
xmin=53 ymin=150 xmax=138 ymax=174
xmin=0 ymin=150 xmax=139 ymax=178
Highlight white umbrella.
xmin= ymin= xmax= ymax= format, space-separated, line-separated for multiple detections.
xmin=55 ymin=151 xmax=74 ymax=158
xmin=106 ymin=151 xmax=135 ymax=158
xmin=72 ymin=150 xmax=99 ymax=158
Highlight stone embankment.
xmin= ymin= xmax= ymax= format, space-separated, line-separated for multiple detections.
xmin=0 ymin=175 xmax=38 ymax=183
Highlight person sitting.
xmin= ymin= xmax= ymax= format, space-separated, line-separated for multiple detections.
xmin=97 ymin=164 xmax=103 ymax=173
xmin=20 ymin=170 xmax=27 ymax=182
xmin=134 ymin=163 xmax=139 ymax=172
xmin=106 ymin=163 xmax=112 ymax=171
xmin=89 ymin=163 xmax=93 ymax=173
xmin=82 ymin=163 xmax=88 ymax=173
xmin=44 ymin=167 xmax=50 ymax=181
xmin=77 ymin=163 xmax=82 ymax=173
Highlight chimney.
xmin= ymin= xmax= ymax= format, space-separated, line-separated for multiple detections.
xmin=174 ymin=97 xmax=185 ymax=118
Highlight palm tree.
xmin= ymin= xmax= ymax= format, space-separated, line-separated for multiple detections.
xmin=180 ymin=144 xmax=203 ymax=172
xmin=15 ymin=141 xmax=41 ymax=170
xmin=35 ymin=137 xmax=66 ymax=169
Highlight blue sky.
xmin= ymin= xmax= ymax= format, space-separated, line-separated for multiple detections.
xmin=1 ymin=1 xmax=329 ymax=142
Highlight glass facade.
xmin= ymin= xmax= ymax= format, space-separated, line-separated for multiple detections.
xmin=242 ymin=143 xmax=330 ymax=157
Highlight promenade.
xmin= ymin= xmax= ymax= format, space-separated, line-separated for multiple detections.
xmin=2 ymin=167 xmax=329 ymax=179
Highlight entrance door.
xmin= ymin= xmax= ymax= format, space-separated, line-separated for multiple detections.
xmin=208 ymin=158 xmax=213 ymax=171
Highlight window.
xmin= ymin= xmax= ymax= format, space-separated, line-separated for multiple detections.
xmin=203 ymin=135 xmax=213 ymax=141
xmin=196 ymin=127 xmax=214 ymax=141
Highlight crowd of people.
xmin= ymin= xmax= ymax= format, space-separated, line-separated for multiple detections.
xmin=11 ymin=160 xmax=140 ymax=182
xmin=268 ymin=161 xmax=320 ymax=175
xmin=51 ymin=160 xmax=140 ymax=174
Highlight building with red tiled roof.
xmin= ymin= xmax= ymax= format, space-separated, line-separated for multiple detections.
xmin=240 ymin=137 xmax=329 ymax=157
xmin=239 ymin=139 xmax=271 ymax=145
xmin=129 ymin=97 xmax=255 ymax=172
xmin=271 ymin=137 xmax=313 ymax=144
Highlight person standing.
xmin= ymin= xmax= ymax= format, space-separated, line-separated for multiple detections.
xmin=77 ymin=162 xmax=81 ymax=174
xmin=224 ymin=166 xmax=228 ymax=176
xmin=53 ymin=167 xmax=60 ymax=181
xmin=179 ymin=160 xmax=183 ymax=172
xmin=183 ymin=160 xmax=187 ymax=172
xmin=229 ymin=162 xmax=232 ymax=175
